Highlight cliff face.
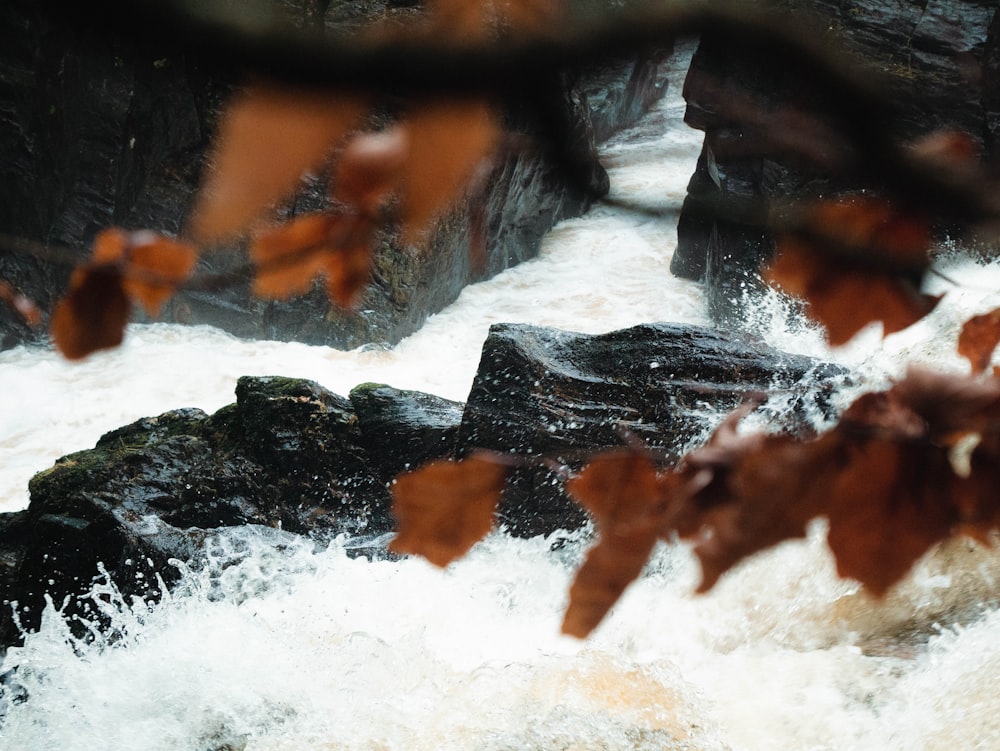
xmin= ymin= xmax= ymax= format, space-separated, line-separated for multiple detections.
xmin=671 ymin=0 xmax=1000 ymax=325
xmin=0 ymin=0 xmax=672 ymax=349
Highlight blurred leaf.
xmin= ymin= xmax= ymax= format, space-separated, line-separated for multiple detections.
xmin=400 ymin=99 xmax=499 ymax=244
xmin=958 ymin=308 xmax=1000 ymax=374
xmin=121 ymin=231 xmax=198 ymax=316
xmin=390 ymin=454 xmax=509 ymax=566
xmin=51 ymin=265 xmax=129 ymax=360
xmin=0 ymin=280 xmax=41 ymax=327
xmin=563 ymin=451 xmax=667 ymax=637
xmin=190 ymin=84 xmax=366 ymax=242
xmin=251 ymin=212 xmax=375 ymax=307
xmin=766 ymin=198 xmax=938 ymax=345
xmin=332 ymin=128 xmax=407 ymax=215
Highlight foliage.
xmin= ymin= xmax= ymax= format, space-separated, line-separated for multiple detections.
xmin=6 ymin=0 xmax=1000 ymax=639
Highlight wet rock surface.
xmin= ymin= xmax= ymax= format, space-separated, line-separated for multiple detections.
xmin=0 ymin=0 xmax=672 ymax=350
xmin=672 ymin=0 xmax=1000 ymax=324
xmin=0 ymin=321 xmax=841 ymax=651
xmin=458 ymin=322 xmax=841 ymax=537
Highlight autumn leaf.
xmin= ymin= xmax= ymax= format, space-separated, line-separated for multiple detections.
xmin=0 ymin=280 xmax=41 ymax=326
xmin=683 ymin=432 xmax=836 ymax=592
xmin=250 ymin=212 xmax=374 ymax=307
xmin=87 ymin=228 xmax=198 ymax=316
xmin=399 ymin=99 xmax=499 ymax=244
xmin=562 ymin=451 xmax=668 ymax=637
xmin=190 ymin=84 xmax=367 ymax=242
xmin=498 ymin=0 xmax=563 ymax=32
xmin=251 ymin=214 xmax=340 ymax=299
xmin=51 ymin=228 xmax=197 ymax=359
xmin=121 ymin=232 xmax=198 ymax=316
xmin=888 ymin=366 xmax=1000 ymax=438
xmin=50 ymin=265 xmax=129 ymax=360
xmin=953 ymin=432 xmax=1000 ymax=541
xmin=332 ymin=128 xmax=407 ymax=215
xmin=908 ymin=129 xmax=981 ymax=171
xmin=424 ymin=0 xmax=494 ymax=39
xmin=323 ymin=238 xmax=374 ymax=308
xmin=958 ymin=308 xmax=1000 ymax=373
xmin=824 ymin=439 xmax=956 ymax=595
xmin=390 ymin=454 xmax=509 ymax=567
xmin=766 ymin=197 xmax=938 ymax=345
xmin=806 ymin=373 xmax=994 ymax=594
xmin=653 ymin=403 xmax=832 ymax=592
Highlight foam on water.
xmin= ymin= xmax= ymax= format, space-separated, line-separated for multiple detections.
xmin=5 ymin=524 xmax=1000 ymax=751
xmin=6 ymin=45 xmax=1000 ymax=751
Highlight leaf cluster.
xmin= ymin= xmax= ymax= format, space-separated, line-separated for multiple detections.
xmin=391 ymin=195 xmax=1000 ymax=638
xmin=44 ymin=0 xmax=567 ymax=358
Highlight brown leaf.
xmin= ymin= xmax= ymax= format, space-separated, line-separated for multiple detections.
xmin=190 ymin=84 xmax=366 ymax=242
xmin=958 ymin=308 xmax=1000 ymax=374
xmin=332 ymin=128 xmax=407 ymax=216
xmin=660 ymin=403 xmax=838 ymax=592
xmin=250 ymin=212 xmax=375 ymax=306
xmin=562 ymin=451 xmax=666 ymax=638
xmin=686 ymin=433 xmax=836 ymax=592
xmin=424 ymin=0 xmax=494 ymax=39
xmin=766 ymin=236 xmax=938 ymax=345
xmin=389 ymin=455 xmax=509 ymax=567
xmin=766 ymin=197 xmax=937 ymax=345
xmin=825 ymin=440 xmax=956 ymax=596
xmin=91 ymin=226 xmax=129 ymax=264
xmin=50 ymin=265 xmax=129 ymax=360
xmin=888 ymin=366 xmax=1000 ymax=438
xmin=251 ymin=213 xmax=340 ymax=300
xmin=323 ymin=239 xmax=373 ymax=308
xmin=909 ymin=129 xmax=981 ymax=170
xmin=498 ymin=0 xmax=562 ymax=32
xmin=121 ymin=231 xmax=198 ymax=316
xmin=0 ymin=280 xmax=41 ymax=327
xmin=86 ymin=228 xmax=197 ymax=316
xmin=399 ymin=99 xmax=499 ymax=244
xmin=953 ymin=432 xmax=1000 ymax=540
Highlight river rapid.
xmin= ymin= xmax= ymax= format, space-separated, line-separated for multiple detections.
xmin=4 ymin=48 xmax=1000 ymax=750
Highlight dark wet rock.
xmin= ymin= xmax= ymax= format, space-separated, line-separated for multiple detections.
xmin=349 ymin=383 xmax=464 ymax=484
xmin=457 ymin=322 xmax=843 ymax=538
xmin=0 ymin=377 xmax=391 ymax=651
xmin=0 ymin=0 xmax=673 ymax=350
xmin=672 ymin=0 xmax=1000 ymax=325
xmin=0 ymin=322 xmax=842 ymax=651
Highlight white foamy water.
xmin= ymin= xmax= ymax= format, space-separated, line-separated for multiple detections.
xmin=5 ymin=47 xmax=1000 ymax=751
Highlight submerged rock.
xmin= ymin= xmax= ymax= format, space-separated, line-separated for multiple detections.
xmin=0 ymin=322 xmax=841 ymax=651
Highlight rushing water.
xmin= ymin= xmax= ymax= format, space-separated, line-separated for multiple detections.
xmin=5 ymin=48 xmax=1000 ymax=750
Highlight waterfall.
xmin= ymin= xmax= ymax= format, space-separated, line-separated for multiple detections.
xmin=4 ymin=47 xmax=1000 ymax=751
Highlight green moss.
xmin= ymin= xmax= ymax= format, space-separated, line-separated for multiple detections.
xmin=28 ymin=446 xmax=117 ymax=507
xmin=349 ymin=382 xmax=392 ymax=397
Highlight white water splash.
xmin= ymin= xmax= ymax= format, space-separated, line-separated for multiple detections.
xmin=5 ymin=45 xmax=1000 ymax=751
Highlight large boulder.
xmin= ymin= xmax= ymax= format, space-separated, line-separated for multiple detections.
xmin=0 ymin=322 xmax=840 ymax=651
xmin=0 ymin=376 xmax=410 ymax=650
xmin=671 ymin=0 xmax=1000 ymax=324
xmin=0 ymin=0 xmax=672 ymax=349
xmin=457 ymin=322 xmax=842 ymax=537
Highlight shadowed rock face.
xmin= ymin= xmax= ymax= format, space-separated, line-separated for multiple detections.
xmin=0 ymin=321 xmax=841 ymax=651
xmin=0 ymin=0 xmax=672 ymax=350
xmin=671 ymin=0 xmax=1000 ymax=324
